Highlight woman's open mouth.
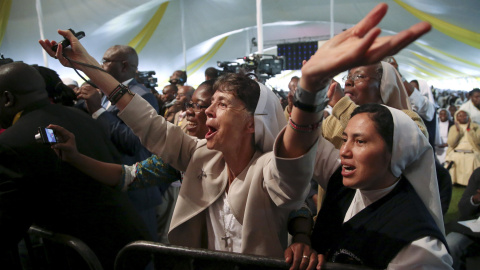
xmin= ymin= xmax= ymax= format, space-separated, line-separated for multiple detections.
xmin=341 ymin=164 xmax=356 ymax=176
xmin=205 ymin=126 xmax=218 ymax=140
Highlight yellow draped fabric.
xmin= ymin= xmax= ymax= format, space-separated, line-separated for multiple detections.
xmin=411 ymin=52 xmax=465 ymax=77
xmin=0 ymin=0 xmax=12 ymax=48
xmin=186 ymin=36 xmax=228 ymax=78
xmin=128 ymin=1 xmax=169 ymax=53
xmin=394 ymin=0 xmax=480 ymax=49
xmin=416 ymin=43 xmax=480 ymax=69
xmin=417 ymin=59 xmax=458 ymax=78
xmin=407 ymin=64 xmax=442 ymax=80
xmin=159 ymin=36 xmax=229 ymax=86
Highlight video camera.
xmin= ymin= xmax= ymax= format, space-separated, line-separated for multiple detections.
xmin=0 ymin=54 xmax=22 ymax=67
xmin=137 ymin=70 xmax=158 ymax=88
xmin=217 ymin=54 xmax=284 ymax=82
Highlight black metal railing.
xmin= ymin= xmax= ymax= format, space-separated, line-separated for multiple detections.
xmin=27 ymin=225 xmax=104 ymax=270
xmin=115 ymin=241 xmax=375 ymax=270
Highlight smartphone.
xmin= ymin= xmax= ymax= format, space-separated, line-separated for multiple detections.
xmin=35 ymin=127 xmax=58 ymax=144
xmin=51 ymin=29 xmax=85 ymax=52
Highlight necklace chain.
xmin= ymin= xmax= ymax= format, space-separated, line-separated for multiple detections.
xmin=221 ymin=166 xmax=236 ymax=248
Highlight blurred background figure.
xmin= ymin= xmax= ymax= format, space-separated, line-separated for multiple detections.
xmin=32 ymin=65 xmax=77 ymax=106
xmin=436 ymin=108 xmax=454 ymax=165
xmin=169 ymin=70 xmax=187 ymax=86
xmin=204 ymin=67 xmax=219 ymax=81
xmin=446 ymin=167 xmax=480 ymax=270
xmin=284 ymin=76 xmax=299 ymax=120
xmin=459 ymin=89 xmax=480 ymax=125
xmin=445 ymin=110 xmax=480 ymax=186
xmin=61 ymin=77 xmax=79 ymax=94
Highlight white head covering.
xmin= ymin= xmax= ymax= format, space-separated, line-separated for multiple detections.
xmin=438 ymin=108 xmax=452 ymax=122
xmin=380 ymin=62 xmax=412 ymax=110
xmin=387 ymin=106 xmax=445 ymax=235
xmin=61 ymin=77 xmax=78 ymax=87
xmin=254 ymin=83 xmax=287 ymax=152
xmin=418 ymin=79 xmax=430 ymax=92
xmin=454 ymin=108 xmax=470 ymax=122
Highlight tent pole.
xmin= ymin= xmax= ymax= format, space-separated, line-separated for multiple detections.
xmin=256 ymin=0 xmax=263 ymax=54
xmin=180 ymin=0 xmax=186 ymax=71
xmin=36 ymin=0 xmax=48 ymax=67
xmin=330 ymin=0 xmax=334 ymax=39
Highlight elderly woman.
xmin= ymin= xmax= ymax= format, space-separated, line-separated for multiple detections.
xmin=40 ymin=2 xmax=431 ymax=264
xmin=322 ymin=60 xmax=427 ymax=148
xmin=445 ymin=110 xmax=480 ymax=186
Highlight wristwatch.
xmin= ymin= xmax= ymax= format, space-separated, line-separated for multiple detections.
xmin=293 ymin=83 xmax=329 ymax=113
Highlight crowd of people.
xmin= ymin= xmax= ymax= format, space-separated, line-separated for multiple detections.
xmin=2 ymin=3 xmax=479 ymax=270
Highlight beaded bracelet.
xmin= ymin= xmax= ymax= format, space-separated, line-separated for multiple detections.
xmin=288 ymin=117 xmax=322 ymax=133
xmin=108 ymin=84 xmax=134 ymax=105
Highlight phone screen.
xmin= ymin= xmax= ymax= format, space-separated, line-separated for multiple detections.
xmin=45 ymin=128 xmax=57 ymax=143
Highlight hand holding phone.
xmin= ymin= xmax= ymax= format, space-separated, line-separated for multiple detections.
xmin=35 ymin=127 xmax=58 ymax=144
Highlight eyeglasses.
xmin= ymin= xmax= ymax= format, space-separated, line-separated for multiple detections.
xmin=342 ymin=74 xmax=378 ymax=83
xmin=186 ymin=102 xmax=209 ymax=112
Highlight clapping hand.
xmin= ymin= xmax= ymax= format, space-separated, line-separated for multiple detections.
xmin=327 ymin=80 xmax=344 ymax=108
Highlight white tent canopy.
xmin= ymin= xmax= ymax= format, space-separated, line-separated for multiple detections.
xmin=1 ymin=0 xmax=479 ymax=91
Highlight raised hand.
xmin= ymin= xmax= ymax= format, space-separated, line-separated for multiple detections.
xmin=455 ymin=120 xmax=461 ymax=132
xmin=327 ymin=80 xmax=344 ymax=107
xmin=300 ymin=3 xmax=431 ymax=92
xmin=39 ymin=29 xmax=99 ymax=71
xmin=40 ymin=30 xmax=123 ymax=103
xmin=77 ymin=85 xmax=103 ymax=114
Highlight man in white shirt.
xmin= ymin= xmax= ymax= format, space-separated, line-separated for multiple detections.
xmin=459 ymin=88 xmax=480 ymax=125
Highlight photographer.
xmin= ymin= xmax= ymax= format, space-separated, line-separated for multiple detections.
xmin=0 ymin=62 xmax=151 ymax=269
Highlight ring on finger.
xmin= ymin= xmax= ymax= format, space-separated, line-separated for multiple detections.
xmin=302 ymin=255 xmax=309 ymax=259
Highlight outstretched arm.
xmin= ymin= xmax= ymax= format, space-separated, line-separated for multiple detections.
xmin=39 ymin=31 xmax=132 ymax=111
xmin=277 ymin=3 xmax=431 ymax=159
xmin=281 ymin=3 xmax=431 ymax=270
xmin=48 ymin=124 xmax=123 ymax=187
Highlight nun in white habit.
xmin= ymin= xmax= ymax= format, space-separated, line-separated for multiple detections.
xmin=321 ymin=61 xmax=429 ymax=150
xmin=116 ymin=73 xmax=317 ymax=258
xmin=310 ymin=104 xmax=452 ymax=269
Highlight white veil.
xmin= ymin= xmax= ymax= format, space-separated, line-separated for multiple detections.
xmin=254 ymin=83 xmax=287 ymax=152
xmin=387 ymin=106 xmax=445 ymax=235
